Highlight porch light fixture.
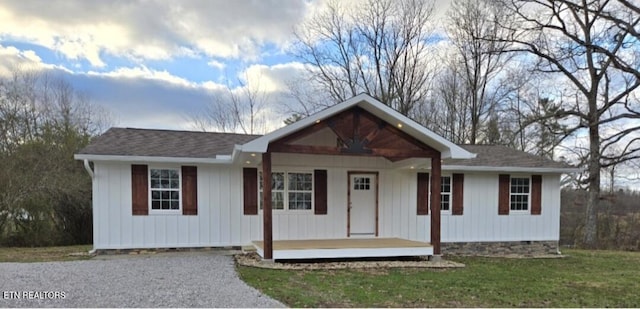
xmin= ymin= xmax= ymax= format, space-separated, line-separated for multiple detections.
xmin=245 ymin=161 xmax=251 ymax=164
xmin=315 ymin=119 xmax=321 ymax=124
xmin=397 ymin=123 xmax=403 ymax=128
xmin=251 ymin=153 xmax=256 ymax=157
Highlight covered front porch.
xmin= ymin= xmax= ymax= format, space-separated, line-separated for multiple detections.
xmin=240 ymin=94 xmax=475 ymax=260
xmin=252 ymin=238 xmax=433 ymax=260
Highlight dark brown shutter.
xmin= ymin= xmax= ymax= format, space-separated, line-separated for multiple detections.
xmin=531 ymin=175 xmax=542 ymax=215
xmin=452 ymin=173 xmax=464 ymax=215
xmin=132 ymin=164 xmax=149 ymax=215
xmin=182 ymin=166 xmax=198 ymax=215
xmin=243 ymin=168 xmax=258 ymax=215
xmin=314 ymin=169 xmax=328 ymax=215
xmin=417 ymin=172 xmax=429 ymax=215
xmin=498 ymin=174 xmax=510 ymax=215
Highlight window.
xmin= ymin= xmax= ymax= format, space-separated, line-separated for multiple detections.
xmin=149 ymin=168 xmax=180 ymax=211
xmin=260 ymin=171 xmax=313 ymax=210
xmin=510 ymin=177 xmax=530 ymax=211
xmin=353 ymin=177 xmax=370 ymax=190
xmin=288 ymin=173 xmax=313 ymax=210
xmin=441 ymin=176 xmax=451 ymax=211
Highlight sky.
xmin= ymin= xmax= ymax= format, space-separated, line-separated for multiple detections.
xmin=0 ymin=0 xmax=451 ymax=132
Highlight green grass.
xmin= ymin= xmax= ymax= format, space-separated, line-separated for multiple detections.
xmin=237 ymin=249 xmax=640 ymax=307
xmin=0 ymin=245 xmax=93 ymax=263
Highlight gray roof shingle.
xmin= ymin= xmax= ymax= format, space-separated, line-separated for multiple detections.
xmin=77 ymin=127 xmax=260 ymax=158
xmin=445 ymin=144 xmax=571 ymax=169
xmin=78 ymin=128 xmax=571 ymax=169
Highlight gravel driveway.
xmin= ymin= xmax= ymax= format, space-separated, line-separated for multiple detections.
xmin=0 ymin=251 xmax=284 ymax=308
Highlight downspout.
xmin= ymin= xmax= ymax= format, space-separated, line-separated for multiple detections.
xmin=82 ymin=159 xmax=97 ymax=256
xmin=83 ymin=159 xmax=94 ymax=179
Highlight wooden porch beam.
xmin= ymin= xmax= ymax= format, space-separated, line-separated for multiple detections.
xmin=386 ymin=124 xmax=439 ymax=152
xmin=269 ymin=143 xmax=437 ymax=159
xmin=370 ymin=148 xmax=438 ymax=158
xmin=262 ymin=152 xmax=273 ymax=260
xmin=326 ymin=119 xmax=352 ymax=146
xmin=269 ymin=144 xmax=342 ymax=155
xmin=363 ymin=122 xmax=385 ymax=144
xmin=430 ymin=154 xmax=442 ymax=255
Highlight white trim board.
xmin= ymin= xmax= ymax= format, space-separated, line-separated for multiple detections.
xmin=255 ymin=246 xmax=434 ymax=260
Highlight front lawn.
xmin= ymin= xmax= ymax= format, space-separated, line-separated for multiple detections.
xmin=0 ymin=245 xmax=93 ymax=263
xmin=237 ymin=249 xmax=640 ymax=307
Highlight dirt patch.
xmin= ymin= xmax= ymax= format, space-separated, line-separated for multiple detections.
xmin=235 ymin=252 xmax=465 ymax=270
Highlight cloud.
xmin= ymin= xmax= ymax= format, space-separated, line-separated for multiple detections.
xmin=0 ymin=1 xmax=311 ymax=66
xmin=240 ymin=62 xmax=307 ymax=93
xmin=207 ymin=60 xmax=226 ymax=71
xmin=0 ymin=44 xmax=72 ymax=76
xmin=87 ymin=66 xmax=198 ymax=89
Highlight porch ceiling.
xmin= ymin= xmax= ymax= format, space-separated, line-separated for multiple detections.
xmin=268 ymin=106 xmax=439 ymax=162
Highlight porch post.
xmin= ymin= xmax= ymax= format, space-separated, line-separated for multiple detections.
xmin=430 ymin=153 xmax=442 ymax=255
xmin=262 ymin=152 xmax=273 ymax=260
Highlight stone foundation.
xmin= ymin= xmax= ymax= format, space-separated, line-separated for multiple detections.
xmin=442 ymin=241 xmax=560 ymax=256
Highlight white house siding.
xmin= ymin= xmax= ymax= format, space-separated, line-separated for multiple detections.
xmin=91 ymin=157 xmax=561 ymax=250
xmin=92 ymin=162 xmax=261 ymax=249
xmin=268 ymin=153 xmax=392 ymax=241
xmin=266 ymin=155 xmax=561 ymax=244
xmin=439 ymin=173 xmax=561 ymax=243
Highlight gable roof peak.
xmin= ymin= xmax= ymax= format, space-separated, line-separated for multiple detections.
xmin=241 ymin=94 xmax=475 ymax=159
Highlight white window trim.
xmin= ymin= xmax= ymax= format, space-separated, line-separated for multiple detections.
xmin=509 ymin=175 xmax=531 ymax=214
xmin=259 ymin=170 xmax=314 ymax=213
xmin=148 ymin=166 xmax=182 ymax=215
xmin=440 ymin=175 xmax=452 ymax=214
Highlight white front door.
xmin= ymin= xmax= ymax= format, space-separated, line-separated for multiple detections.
xmin=349 ymin=173 xmax=377 ymax=237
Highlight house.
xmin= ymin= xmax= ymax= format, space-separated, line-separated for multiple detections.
xmin=75 ymin=94 xmax=575 ymax=260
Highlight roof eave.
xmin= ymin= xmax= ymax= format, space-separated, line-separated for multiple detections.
xmin=74 ymin=154 xmax=233 ymax=164
xmin=442 ymin=164 xmax=580 ymax=174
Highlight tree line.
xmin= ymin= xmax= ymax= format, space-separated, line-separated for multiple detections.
xmin=561 ymin=188 xmax=640 ymax=250
xmin=0 ymin=68 xmax=107 ymax=246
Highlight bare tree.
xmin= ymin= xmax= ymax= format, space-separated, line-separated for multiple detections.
xmin=488 ymin=0 xmax=640 ymax=247
xmin=291 ymin=0 xmax=435 ymax=116
xmin=193 ymin=72 xmax=268 ymax=135
xmin=431 ymin=59 xmax=470 ymax=143
xmin=496 ymin=67 xmax=570 ymax=159
xmin=443 ymin=0 xmax=515 ymax=144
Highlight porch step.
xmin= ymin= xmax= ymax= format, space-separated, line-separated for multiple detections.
xmin=242 ymin=245 xmax=257 ymax=253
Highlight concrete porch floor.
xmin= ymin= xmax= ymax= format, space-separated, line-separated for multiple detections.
xmin=252 ymin=238 xmax=433 ymax=260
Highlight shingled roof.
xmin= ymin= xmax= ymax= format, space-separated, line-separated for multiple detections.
xmin=77 ymin=127 xmax=260 ymax=158
xmin=444 ymin=144 xmax=571 ymax=169
xmin=78 ymin=128 xmax=571 ymax=169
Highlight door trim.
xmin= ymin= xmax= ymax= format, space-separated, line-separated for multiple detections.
xmin=347 ymin=171 xmax=379 ymax=237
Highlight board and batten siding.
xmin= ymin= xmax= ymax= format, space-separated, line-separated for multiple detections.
xmin=266 ymin=154 xmax=561 ymax=243
xmin=92 ymin=162 xmax=261 ymax=249
xmin=439 ymin=173 xmax=560 ymax=242
xmin=91 ymin=155 xmax=561 ymax=249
